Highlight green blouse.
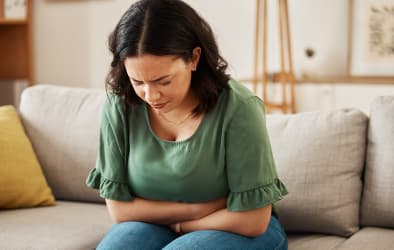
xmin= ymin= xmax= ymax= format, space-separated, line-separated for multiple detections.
xmin=86 ymin=79 xmax=288 ymax=212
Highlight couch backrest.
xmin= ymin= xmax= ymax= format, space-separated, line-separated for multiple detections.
xmin=19 ymin=85 xmax=105 ymax=203
xmin=361 ymin=96 xmax=394 ymax=228
xmin=20 ymin=85 xmax=392 ymax=234
xmin=266 ymin=109 xmax=368 ymax=237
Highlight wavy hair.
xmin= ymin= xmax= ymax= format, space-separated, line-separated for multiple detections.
xmin=106 ymin=0 xmax=229 ymax=114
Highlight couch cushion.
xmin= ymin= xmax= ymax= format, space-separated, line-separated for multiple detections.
xmin=0 ymin=105 xmax=55 ymax=209
xmin=337 ymin=227 xmax=394 ymax=250
xmin=288 ymin=233 xmax=346 ymax=250
xmin=0 ymin=201 xmax=112 ymax=250
xmin=19 ymin=85 xmax=106 ymax=203
xmin=267 ymin=109 xmax=368 ymax=236
xmin=361 ymin=96 xmax=394 ymax=228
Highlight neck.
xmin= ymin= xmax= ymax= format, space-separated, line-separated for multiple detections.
xmin=151 ymin=95 xmax=199 ymax=125
xmin=157 ymin=110 xmax=194 ymax=125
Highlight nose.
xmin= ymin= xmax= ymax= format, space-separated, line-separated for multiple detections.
xmin=144 ymin=85 xmax=160 ymax=103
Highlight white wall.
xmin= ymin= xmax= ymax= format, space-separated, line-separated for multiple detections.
xmin=32 ymin=0 xmax=394 ymax=113
xmin=34 ymin=0 xmax=91 ymax=87
xmin=34 ymin=0 xmax=132 ymax=87
xmin=87 ymin=1 xmax=133 ymax=88
xmin=296 ymin=83 xmax=394 ymax=114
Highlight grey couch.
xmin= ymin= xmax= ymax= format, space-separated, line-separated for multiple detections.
xmin=1 ymin=85 xmax=393 ymax=250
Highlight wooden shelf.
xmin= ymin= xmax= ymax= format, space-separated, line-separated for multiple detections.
xmin=0 ymin=0 xmax=33 ymax=85
xmin=240 ymin=76 xmax=394 ymax=85
xmin=0 ymin=19 xmax=27 ymax=25
xmin=299 ymin=76 xmax=394 ymax=84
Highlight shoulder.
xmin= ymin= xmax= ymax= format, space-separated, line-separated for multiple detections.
xmin=102 ymin=93 xmax=143 ymax=118
xmin=103 ymin=93 xmax=125 ymax=114
xmin=225 ymin=78 xmax=266 ymax=120
xmin=227 ymin=78 xmax=256 ymax=100
xmin=100 ymin=93 xmax=133 ymax=128
xmin=222 ymin=80 xmax=269 ymax=143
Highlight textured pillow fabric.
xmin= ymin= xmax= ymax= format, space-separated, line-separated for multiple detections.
xmin=361 ymin=96 xmax=394 ymax=228
xmin=0 ymin=105 xmax=55 ymax=209
xmin=19 ymin=85 xmax=106 ymax=203
xmin=266 ymin=109 xmax=368 ymax=237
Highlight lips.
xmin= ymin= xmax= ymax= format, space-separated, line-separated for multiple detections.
xmin=150 ymin=102 xmax=168 ymax=109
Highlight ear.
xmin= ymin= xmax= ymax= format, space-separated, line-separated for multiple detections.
xmin=191 ymin=47 xmax=201 ymax=71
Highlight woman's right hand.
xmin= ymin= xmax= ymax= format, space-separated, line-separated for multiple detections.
xmin=191 ymin=197 xmax=227 ymax=219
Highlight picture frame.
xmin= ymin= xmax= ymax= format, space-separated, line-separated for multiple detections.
xmin=3 ymin=0 xmax=26 ymax=20
xmin=347 ymin=0 xmax=394 ymax=80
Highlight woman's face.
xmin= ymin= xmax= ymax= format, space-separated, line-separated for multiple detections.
xmin=124 ymin=49 xmax=200 ymax=113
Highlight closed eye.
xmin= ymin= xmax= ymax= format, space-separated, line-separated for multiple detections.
xmin=130 ymin=80 xmax=143 ymax=86
xmin=160 ymin=81 xmax=171 ymax=86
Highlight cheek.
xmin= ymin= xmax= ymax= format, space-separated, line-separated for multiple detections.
xmin=171 ymin=82 xmax=188 ymax=98
xmin=132 ymin=86 xmax=145 ymax=99
xmin=176 ymin=73 xmax=192 ymax=93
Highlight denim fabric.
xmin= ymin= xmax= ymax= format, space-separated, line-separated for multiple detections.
xmin=97 ymin=216 xmax=287 ymax=250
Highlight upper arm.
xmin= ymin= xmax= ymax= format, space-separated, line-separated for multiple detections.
xmin=86 ymin=95 xmax=133 ymax=201
xmin=236 ymin=204 xmax=272 ymax=235
xmin=105 ymin=199 xmax=128 ymax=223
xmin=105 ymin=198 xmax=139 ymax=223
xmin=105 ymin=199 xmax=118 ymax=222
xmin=225 ymin=98 xmax=288 ymax=212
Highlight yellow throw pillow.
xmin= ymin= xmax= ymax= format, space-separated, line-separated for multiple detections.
xmin=0 ymin=105 xmax=55 ymax=209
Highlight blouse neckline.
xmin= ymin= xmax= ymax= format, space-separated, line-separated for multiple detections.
xmin=143 ymin=103 xmax=209 ymax=144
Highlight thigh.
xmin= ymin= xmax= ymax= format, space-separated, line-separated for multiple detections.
xmin=163 ymin=216 xmax=288 ymax=250
xmin=97 ymin=221 xmax=178 ymax=250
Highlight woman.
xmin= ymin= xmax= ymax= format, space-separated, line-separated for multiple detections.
xmin=86 ymin=0 xmax=288 ymax=249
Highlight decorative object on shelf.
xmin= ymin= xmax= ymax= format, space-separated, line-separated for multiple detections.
xmin=3 ymin=0 xmax=26 ymax=20
xmin=301 ymin=47 xmax=318 ymax=79
xmin=252 ymin=0 xmax=296 ymax=114
xmin=347 ymin=0 xmax=394 ymax=80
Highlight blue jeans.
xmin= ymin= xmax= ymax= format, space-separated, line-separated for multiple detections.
xmin=97 ymin=216 xmax=288 ymax=250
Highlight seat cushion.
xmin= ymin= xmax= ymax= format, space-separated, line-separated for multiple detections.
xmin=361 ymin=96 xmax=394 ymax=228
xmin=288 ymin=233 xmax=346 ymax=250
xmin=0 ymin=201 xmax=112 ymax=250
xmin=266 ymin=109 xmax=368 ymax=236
xmin=19 ymin=85 xmax=106 ymax=203
xmin=337 ymin=227 xmax=394 ymax=250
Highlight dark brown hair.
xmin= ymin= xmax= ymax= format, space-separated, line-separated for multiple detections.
xmin=106 ymin=0 xmax=229 ymax=114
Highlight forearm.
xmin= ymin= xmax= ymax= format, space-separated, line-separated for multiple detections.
xmin=106 ymin=197 xmax=226 ymax=225
xmin=106 ymin=198 xmax=197 ymax=225
xmin=180 ymin=205 xmax=272 ymax=237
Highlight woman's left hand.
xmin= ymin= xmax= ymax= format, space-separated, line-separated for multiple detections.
xmin=168 ymin=222 xmax=183 ymax=235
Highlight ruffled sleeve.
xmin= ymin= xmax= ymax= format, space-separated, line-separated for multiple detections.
xmin=226 ymin=97 xmax=288 ymax=211
xmin=86 ymin=95 xmax=134 ymax=201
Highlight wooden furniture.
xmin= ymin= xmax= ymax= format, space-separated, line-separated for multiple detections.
xmin=0 ymin=0 xmax=33 ymax=86
xmin=252 ymin=0 xmax=295 ymax=113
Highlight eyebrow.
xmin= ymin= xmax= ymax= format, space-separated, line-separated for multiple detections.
xmin=131 ymin=75 xmax=171 ymax=83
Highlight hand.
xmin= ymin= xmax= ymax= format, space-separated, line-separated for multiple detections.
xmin=168 ymin=222 xmax=183 ymax=235
xmin=191 ymin=197 xmax=226 ymax=219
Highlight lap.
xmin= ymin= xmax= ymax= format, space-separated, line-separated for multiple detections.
xmin=97 ymin=216 xmax=287 ymax=250
xmin=97 ymin=221 xmax=178 ymax=250
xmin=163 ymin=216 xmax=287 ymax=250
